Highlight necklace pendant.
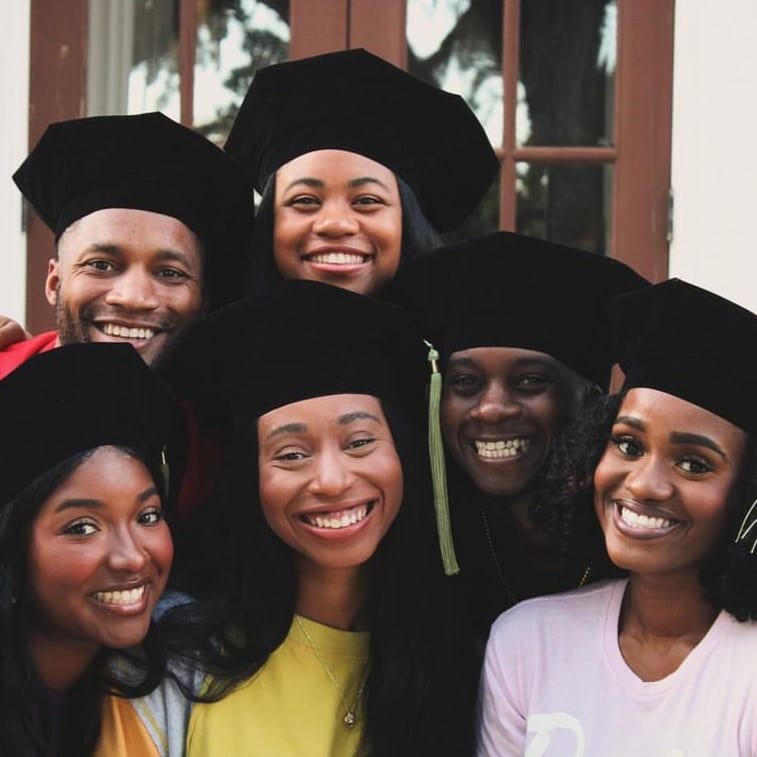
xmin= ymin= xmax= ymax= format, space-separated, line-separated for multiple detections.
xmin=344 ymin=711 xmax=356 ymax=728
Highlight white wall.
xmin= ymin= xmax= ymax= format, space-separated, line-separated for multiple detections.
xmin=670 ymin=0 xmax=757 ymax=312
xmin=0 ymin=0 xmax=30 ymax=326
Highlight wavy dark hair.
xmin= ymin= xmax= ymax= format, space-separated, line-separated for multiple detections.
xmin=247 ymin=172 xmax=442 ymax=294
xmin=535 ymin=392 xmax=757 ymax=620
xmin=163 ymin=400 xmax=477 ymax=756
xmin=0 ymin=446 xmax=168 ymax=755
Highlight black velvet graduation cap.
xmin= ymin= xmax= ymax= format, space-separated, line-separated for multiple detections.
xmin=160 ymin=279 xmax=460 ymax=573
xmin=0 ymin=343 xmax=174 ymax=505
xmin=609 ymin=278 xmax=757 ymax=431
xmin=160 ymin=279 xmax=429 ymax=424
xmin=13 ymin=112 xmax=254 ymax=310
xmin=387 ymin=231 xmax=649 ymax=390
xmin=224 ymin=48 xmax=498 ymax=232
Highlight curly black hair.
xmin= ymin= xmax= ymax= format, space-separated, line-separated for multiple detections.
xmin=534 ymin=391 xmax=757 ymax=620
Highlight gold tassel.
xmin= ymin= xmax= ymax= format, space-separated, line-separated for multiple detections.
xmin=425 ymin=340 xmax=460 ymax=576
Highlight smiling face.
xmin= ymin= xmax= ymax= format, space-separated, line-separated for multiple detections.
xmin=45 ymin=208 xmax=204 ymax=365
xmin=257 ymin=394 xmax=404 ymax=575
xmin=441 ymin=346 xmax=587 ymax=499
xmin=594 ymin=387 xmax=747 ymax=578
xmin=26 ymin=446 xmax=173 ymax=681
xmin=273 ymin=149 xmax=403 ymax=295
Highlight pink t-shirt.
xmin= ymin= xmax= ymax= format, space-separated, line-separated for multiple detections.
xmin=478 ymin=579 xmax=757 ymax=756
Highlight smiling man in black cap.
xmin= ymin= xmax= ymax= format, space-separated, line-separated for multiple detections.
xmin=0 ymin=112 xmax=252 ymax=377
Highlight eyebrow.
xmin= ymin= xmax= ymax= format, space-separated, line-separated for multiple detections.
xmin=614 ymin=415 xmax=645 ymax=431
xmin=615 ymin=416 xmax=727 ymax=459
xmin=263 ymin=412 xmax=381 ymax=441
xmin=264 ymin=422 xmax=308 ymax=441
xmin=670 ymin=432 xmax=727 ymax=459
xmin=338 ymin=411 xmax=381 ymax=425
xmin=282 ymin=176 xmax=391 ymax=193
xmin=54 ymin=486 xmax=159 ymax=513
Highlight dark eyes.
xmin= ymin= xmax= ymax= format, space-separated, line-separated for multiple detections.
xmin=445 ymin=372 xmax=552 ymax=396
xmin=286 ymin=195 xmax=385 ymax=209
xmin=139 ymin=508 xmax=165 ymax=525
xmin=62 ymin=508 xmax=163 ymax=536
xmin=612 ymin=435 xmax=643 ymax=458
xmin=64 ymin=520 xmax=98 ymax=536
xmin=346 ymin=437 xmax=375 ymax=451
xmin=85 ymin=259 xmax=116 ymax=272
xmin=678 ymin=458 xmax=713 ymax=475
xmin=515 ymin=373 xmax=552 ymax=391
xmin=84 ymin=260 xmax=188 ymax=280
xmin=446 ymin=373 xmax=483 ymax=395
xmin=611 ymin=434 xmax=714 ymax=475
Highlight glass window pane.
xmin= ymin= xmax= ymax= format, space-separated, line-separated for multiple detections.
xmin=406 ymin=0 xmax=503 ymax=147
xmin=516 ymin=162 xmax=612 ymax=255
xmin=193 ymin=0 xmax=290 ymax=143
xmin=517 ymin=1 xmax=616 ymax=147
xmin=87 ymin=0 xmax=181 ymax=119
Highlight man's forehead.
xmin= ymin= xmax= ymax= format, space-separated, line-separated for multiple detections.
xmin=57 ymin=208 xmax=202 ymax=259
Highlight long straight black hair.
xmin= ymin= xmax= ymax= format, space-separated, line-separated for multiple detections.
xmin=164 ymin=400 xmax=478 ymax=756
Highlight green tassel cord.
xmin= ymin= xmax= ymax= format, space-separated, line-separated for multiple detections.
xmin=425 ymin=341 xmax=460 ymax=576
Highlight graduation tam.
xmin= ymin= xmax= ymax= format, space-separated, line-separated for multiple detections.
xmin=224 ymin=48 xmax=499 ymax=232
xmin=387 ymin=231 xmax=649 ymax=390
xmin=609 ymin=278 xmax=757 ymax=432
xmin=160 ymin=279 xmax=460 ymax=574
xmin=161 ymin=279 xmax=429 ymax=424
xmin=13 ymin=112 xmax=254 ymax=310
xmin=0 ymin=343 xmax=174 ymax=505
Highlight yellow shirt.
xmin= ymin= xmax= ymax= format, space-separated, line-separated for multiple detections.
xmin=188 ymin=615 xmax=370 ymax=757
xmin=94 ymin=694 xmax=160 ymax=757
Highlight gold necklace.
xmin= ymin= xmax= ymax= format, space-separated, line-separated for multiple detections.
xmin=295 ymin=615 xmax=368 ymax=729
xmin=480 ymin=506 xmax=592 ymax=603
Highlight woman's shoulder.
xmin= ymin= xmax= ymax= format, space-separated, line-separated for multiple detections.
xmin=488 ymin=579 xmax=624 ymax=642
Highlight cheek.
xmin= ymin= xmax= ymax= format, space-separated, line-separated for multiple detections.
xmin=440 ymin=395 xmax=465 ymax=445
xmin=258 ymin=469 xmax=294 ymax=536
xmin=29 ymin=542 xmax=101 ymax=603
xmin=144 ymin=525 xmax=174 ymax=576
xmin=592 ymin=449 xmax=619 ymax=514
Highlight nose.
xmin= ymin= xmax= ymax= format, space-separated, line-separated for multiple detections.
xmin=307 ymin=446 xmax=355 ymax=498
xmin=625 ymin=457 xmax=675 ymax=502
xmin=104 ymin=267 xmax=160 ymax=311
xmin=470 ymin=382 xmax=523 ymax=424
xmin=312 ymin=200 xmax=360 ymax=238
xmin=106 ymin=527 xmax=148 ymax=573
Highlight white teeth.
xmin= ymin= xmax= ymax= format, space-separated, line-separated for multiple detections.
xmin=619 ymin=506 xmax=673 ymax=530
xmin=102 ymin=323 xmax=155 ymax=340
xmin=304 ymin=504 xmax=370 ymax=529
xmin=93 ymin=585 xmax=146 ymax=605
xmin=309 ymin=252 xmax=367 ymax=265
xmin=474 ymin=438 xmax=530 ymax=459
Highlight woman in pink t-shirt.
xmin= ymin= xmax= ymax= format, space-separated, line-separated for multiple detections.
xmin=479 ymin=279 xmax=757 ymax=757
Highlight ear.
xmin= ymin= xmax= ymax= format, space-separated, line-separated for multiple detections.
xmin=44 ymin=258 xmax=60 ymax=306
